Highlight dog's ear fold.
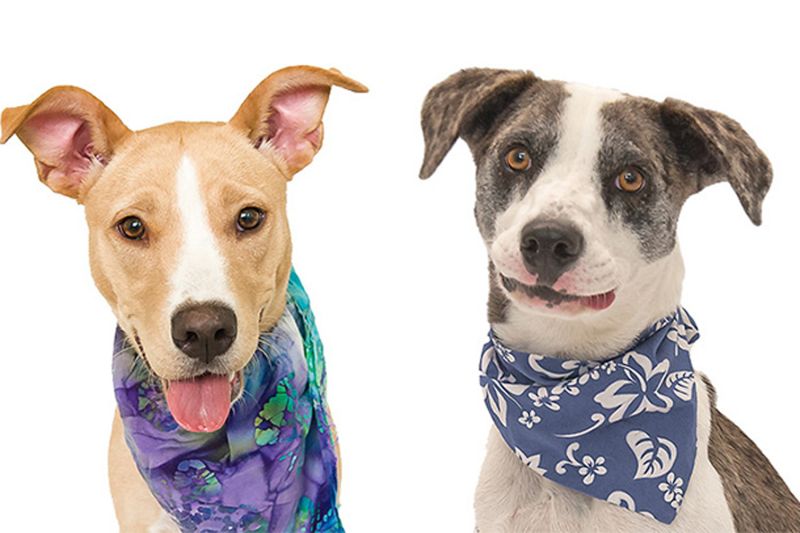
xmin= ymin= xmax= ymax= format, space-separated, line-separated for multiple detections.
xmin=419 ymin=68 xmax=537 ymax=179
xmin=1 ymin=86 xmax=131 ymax=199
xmin=230 ymin=66 xmax=367 ymax=177
xmin=660 ymin=98 xmax=772 ymax=225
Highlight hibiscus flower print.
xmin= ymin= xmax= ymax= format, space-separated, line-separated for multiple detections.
xmin=658 ymin=472 xmax=685 ymax=509
xmin=578 ymin=455 xmax=607 ymax=485
xmin=593 ymin=351 xmax=673 ymax=422
xmin=555 ymin=442 xmax=607 ymax=486
xmin=529 ymin=387 xmax=561 ymax=411
xmin=563 ymin=359 xmax=601 ymax=384
xmin=518 ymin=409 xmax=541 ymax=429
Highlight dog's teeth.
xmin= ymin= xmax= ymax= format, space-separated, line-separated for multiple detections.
xmin=228 ymin=372 xmax=235 ymax=382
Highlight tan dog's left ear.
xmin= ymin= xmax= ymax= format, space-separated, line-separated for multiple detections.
xmin=1 ymin=86 xmax=131 ymax=199
xmin=230 ymin=66 xmax=367 ymax=176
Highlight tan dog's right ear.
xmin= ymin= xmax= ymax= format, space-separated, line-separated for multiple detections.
xmin=1 ymin=86 xmax=131 ymax=199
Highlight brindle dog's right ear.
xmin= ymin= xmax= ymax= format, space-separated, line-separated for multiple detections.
xmin=419 ymin=68 xmax=537 ymax=179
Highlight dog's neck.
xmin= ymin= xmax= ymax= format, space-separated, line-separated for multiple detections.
xmin=492 ymin=247 xmax=685 ymax=361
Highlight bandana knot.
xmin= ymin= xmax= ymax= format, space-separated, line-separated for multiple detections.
xmin=480 ymin=308 xmax=699 ymax=524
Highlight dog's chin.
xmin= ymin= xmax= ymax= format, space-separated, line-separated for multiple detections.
xmin=499 ymin=274 xmax=616 ymax=317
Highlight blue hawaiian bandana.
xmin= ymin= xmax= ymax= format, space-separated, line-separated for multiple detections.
xmin=480 ymin=308 xmax=699 ymax=524
xmin=113 ymin=269 xmax=343 ymax=532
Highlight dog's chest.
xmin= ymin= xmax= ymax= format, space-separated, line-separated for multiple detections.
xmin=474 ymin=378 xmax=735 ymax=532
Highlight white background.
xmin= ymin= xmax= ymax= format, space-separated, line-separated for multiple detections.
xmin=1 ymin=1 xmax=798 ymax=531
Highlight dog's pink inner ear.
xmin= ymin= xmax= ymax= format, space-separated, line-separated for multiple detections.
xmin=264 ymin=87 xmax=329 ymax=175
xmin=21 ymin=112 xmax=98 ymax=196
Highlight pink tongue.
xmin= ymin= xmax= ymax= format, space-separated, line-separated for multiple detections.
xmin=165 ymin=374 xmax=232 ymax=433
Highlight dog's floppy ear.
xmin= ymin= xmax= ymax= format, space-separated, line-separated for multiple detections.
xmin=1 ymin=86 xmax=131 ymax=199
xmin=229 ymin=65 xmax=367 ymax=177
xmin=419 ymin=68 xmax=537 ymax=179
xmin=660 ymin=98 xmax=772 ymax=225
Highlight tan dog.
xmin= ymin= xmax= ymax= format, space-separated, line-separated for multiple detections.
xmin=2 ymin=66 xmax=366 ymax=532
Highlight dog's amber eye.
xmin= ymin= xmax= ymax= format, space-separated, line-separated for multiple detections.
xmin=237 ymin=207 xmax=265 ymax=232
xmin=117 ymin=216 xmax=146 ymax=240
xmin=505 ymin=147 xmax=532 ymax=171
xmin=615 ymin=167 xmax=646 ymax=193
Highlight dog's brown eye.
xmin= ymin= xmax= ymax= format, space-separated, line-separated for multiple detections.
xmin=505 ymin=147 xmax=532 ymax=171
xmin=237 ymin=207 xmax=265 ymax=232
xmin=117 ymin=216 xmax=146 ymax=240
xmin=615 ymin=167 xmax=646 ymax=193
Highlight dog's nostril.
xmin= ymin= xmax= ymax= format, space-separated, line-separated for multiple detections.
xmin=214 ymin=328 xmax=231 ymax=341
xmin=522 ymin=236 xmax=539 ymax=254
xmin=553 ymin=241 xmax=571 ymax=259
xmin=171 ymin=303 xmax=238 ymax=364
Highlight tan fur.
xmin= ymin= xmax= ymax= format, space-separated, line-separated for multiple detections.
xmin=2 ymin=66 xmax=366 ymax=532
xmin=84 ymin=122 xmax=295 ymax=381
xmin=109 ymin=410 xmax=174 ymax=532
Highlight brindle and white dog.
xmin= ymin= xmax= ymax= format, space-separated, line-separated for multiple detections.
xmin=420 ymin=69 xmax=800 ymax=532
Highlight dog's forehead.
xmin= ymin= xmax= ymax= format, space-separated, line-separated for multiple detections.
xmin=540 ymin=83 xmax=624 ymax=176
xmin=85 ymin=122 xmax=285 ymax=208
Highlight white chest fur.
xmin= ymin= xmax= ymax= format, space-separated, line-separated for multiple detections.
xmin=474 ymin=376 xmax=734 ymax=532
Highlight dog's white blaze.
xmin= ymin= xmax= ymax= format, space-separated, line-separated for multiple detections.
xmin=168 ymin=155 xmax=234 ymax=311
xmin=495 ymin=83 xmax=623 ymax=237
xmin=491 ymin=84 xmax=625 ymax=294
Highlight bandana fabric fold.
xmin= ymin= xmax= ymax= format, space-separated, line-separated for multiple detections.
xmin=479 ymin=308 xmax=699 ymax=524
xmin=113 ymin=269 xmax=343 ymax=532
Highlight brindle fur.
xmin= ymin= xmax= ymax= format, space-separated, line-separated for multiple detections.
xmin=703 ymin=377 xmax=800 ymax=532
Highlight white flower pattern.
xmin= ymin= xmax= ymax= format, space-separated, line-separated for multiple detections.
xmin=529 ymin=387 xmax=561 ymax=411
xmin=578 ymin=455 xmax=607 ymax=485
xmin=518 ymin=409 xmax=541 ymax=429
xmin=514 ymin=448 xmax=548 ymax=476
xmin=555 ymin=442 xmax=607 ymax=485
xmin=658 ymin=472 xmax=685 ymax=509
xmin=479 ymin=308 xmax=699 ymax=524
xmin=593 ymin=351 xmax=674 ymax=422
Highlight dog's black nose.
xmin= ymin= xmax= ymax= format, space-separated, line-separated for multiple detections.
xmin=520 ymin=220 xmax=584 ymax=285
xmin=171 ymin=303 xmax=237 ymax=364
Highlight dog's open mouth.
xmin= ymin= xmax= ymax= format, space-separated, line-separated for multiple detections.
xmin=163 ymin=371 xmax=243 ymax=433
xmin=500 ymin=274 xmax=616 ymax=311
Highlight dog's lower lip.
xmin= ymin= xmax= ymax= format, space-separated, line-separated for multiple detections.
xmin=500 ymin=274 xmax=616 ymax=310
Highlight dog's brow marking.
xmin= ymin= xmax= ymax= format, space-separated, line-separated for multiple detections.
xmin=496 ymin=84 xmax=623 ymax=235
xmin=552 ymin=83 xmax=622 ymax=179
xmin=169 ymin=155 xmax=234 ymax=311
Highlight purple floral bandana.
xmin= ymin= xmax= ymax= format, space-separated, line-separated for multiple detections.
xmin=480 ymin=308 xmax=699 ymax=523
xmin=113 ymin=270 xmax=343 ymax=532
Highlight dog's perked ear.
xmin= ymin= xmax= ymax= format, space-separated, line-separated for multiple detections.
xmin=660 ymin=98 xmax=772 ymax=225
xmin=229 ymin=65 xmax=367 ymax=177
xmin=419 ymin=68 xmax=537 ymax=179
xmin=1 ymin=86 xmax=131 ymax=199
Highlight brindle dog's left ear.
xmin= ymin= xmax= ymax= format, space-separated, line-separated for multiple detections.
xmin=660 ymin=98 xmax=772 ymax=225
xmin=419 ymin=68 xmax=538 ymax=179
